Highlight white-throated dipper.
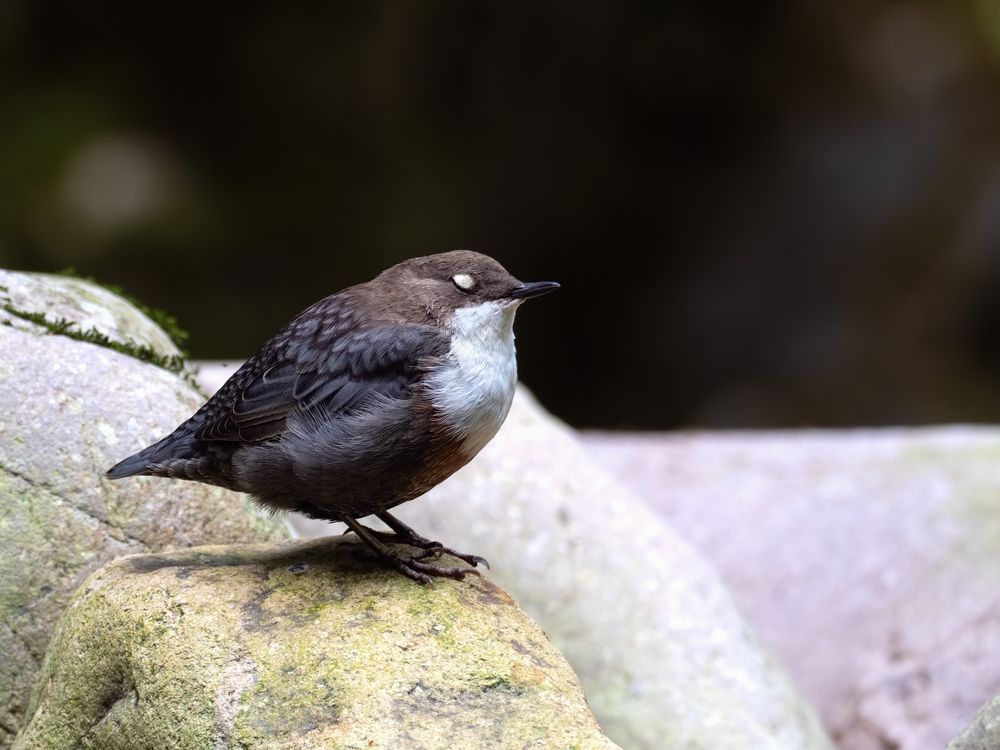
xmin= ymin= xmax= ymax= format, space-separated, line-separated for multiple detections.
xmin=106 ymin=251 xmax=558 ymax=583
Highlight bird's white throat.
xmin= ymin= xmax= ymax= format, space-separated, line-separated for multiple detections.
xmin=426 ymin=300 xmax=519 ymax=456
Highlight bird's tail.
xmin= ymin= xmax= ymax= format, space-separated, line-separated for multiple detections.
xmin=105 ymin=430 xmax=195 ymax=480
xmin=105 ymin=450 xmax=154 ymax=479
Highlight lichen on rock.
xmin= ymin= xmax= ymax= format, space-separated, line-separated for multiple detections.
xmin=0 ymin=269 xmax=190 ymax=379
xmin=0 ymin=270 xmax=288 ymax=746
xmin=15 ymin=537 xmax=619 ymax=750
xmin=289 ymin=386 xmax=835 ymax=750
xmin=950 ymin=690 xmax=1000 ymax=749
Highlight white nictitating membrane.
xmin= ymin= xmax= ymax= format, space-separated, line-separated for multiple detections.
xmin=426 ymin=300 xmax=520 ymax=455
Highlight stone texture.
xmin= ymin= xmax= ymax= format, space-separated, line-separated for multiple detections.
xmin=583 ymin=429 xmax=1000 ymax=750
xmin=0 ymin=270 xmax=179 ymax=353
xmin=14 ymin=537 xmax=619 ymax=750
xmin=0 ymin=273 xmax=288 ymax=746
xmin=268 ymin=378 xmax=833 ymax=750
xmin=950 ymin=691 xmax=1000 ymax=749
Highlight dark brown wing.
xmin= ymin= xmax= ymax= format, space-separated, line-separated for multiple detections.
xmin=193 ymin=322 xmax=448 ymax=443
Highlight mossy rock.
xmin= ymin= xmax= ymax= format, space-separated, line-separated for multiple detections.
xmin=15 ymin=537 xmax=619 ymax=750
xmin=0 ymin=270 xmax=287 ymax=746
xmin=290 ymin=388 xmax=834 ymax=750
xmin=0 ymin=269 xmax=193 ymax=381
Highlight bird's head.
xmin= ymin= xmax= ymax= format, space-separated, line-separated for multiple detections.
xmin=375 ymin=250 xmax=559 ymax=328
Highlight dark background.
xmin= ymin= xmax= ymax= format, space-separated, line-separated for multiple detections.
xmin=3 ymin=1 xmax=1000 ymax=429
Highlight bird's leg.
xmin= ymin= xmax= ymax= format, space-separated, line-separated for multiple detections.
xmin=339 ymin=513 xmax=489 ymax=569
xmin=375 ymin=511 xmax=489 ymax=570
xmin=340 ymin=516 xmax=481 ymax=584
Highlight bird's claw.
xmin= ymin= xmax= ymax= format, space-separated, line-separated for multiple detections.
xmin=340 ymin=517 xmax=488 ymax=583
xmin=411 ymin=545 xmax=489 ymax=570
xmin=393 ymin=555 xmax=484 ymax=584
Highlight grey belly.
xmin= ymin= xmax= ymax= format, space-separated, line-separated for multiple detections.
xmin=229 ymin=399 xmax=441 ymax=519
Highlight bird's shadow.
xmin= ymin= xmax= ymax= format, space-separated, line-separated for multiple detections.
xmin=123 ymin=534 xmax=383 ymax=579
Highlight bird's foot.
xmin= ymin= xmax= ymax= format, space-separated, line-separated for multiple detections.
xmin=348 ymin=527 xmax=489 ymax=572
xmin=414 ymin=545 xmax=490 ymax=570
xmin=374 ymin=511 xmax=490 ymax=570
xmin=384 ymin=552 xmax=483 ymax=585
xmin=373 ymin=531 xmax=489 ymax=570
xmin=340 ymin=516 xmax=486 ymax=584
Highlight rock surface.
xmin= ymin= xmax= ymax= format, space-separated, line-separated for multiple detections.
xmin=0 ymin=270 xmax=180 ymax=353
xmin=0 ymin=272 xmax=287 ymax=746
xmin=583 ymin=429 xmax=1000 ymax=750
xmin=275 ymin=380 xmax=834 ymax=750
xmin=15 ymin=537 xmax=619 ymax=750
xmin=949 ymin=691 xmax=1000 ymax=749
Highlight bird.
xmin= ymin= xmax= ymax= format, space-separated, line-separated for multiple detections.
xmin=106 ymin=250 xmax=559 ymax=583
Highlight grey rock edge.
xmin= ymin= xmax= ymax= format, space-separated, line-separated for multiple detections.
xmin=272 ymin=375 xmax=834 ymax=750
xmin=584 ymin=429 xmax=1000 ymax=750
xmin=14 ymin=537 xmax=620 ymax=750
xmin=950 ymin=691 xmax=1000 ymax=750
xmin=0 ymin=270 xmax=179 ymax=354
xmin=0 ymin=272 xmax=288 ymax=747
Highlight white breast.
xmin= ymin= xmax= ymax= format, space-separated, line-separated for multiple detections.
xmin=425 ymin=301 xmax=519 ymax=456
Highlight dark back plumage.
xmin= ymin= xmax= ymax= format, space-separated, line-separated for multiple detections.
xmin=105 ymin=250 xmax=520 ymax=488
xmin=105 ymin=250 xmax=558 ymax=583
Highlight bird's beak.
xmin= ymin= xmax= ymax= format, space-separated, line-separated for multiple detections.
xmin=508 ymin=281 xmax=560 ymax=300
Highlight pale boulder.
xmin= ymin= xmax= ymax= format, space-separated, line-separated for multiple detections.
xmin=15 ymin=537 xmax=620 ymax=750
xmin=279 ymin=385 xmax=834 ymax=750
xmin=0 ymin=272 xmax=287 ymax=746
xmin=585 ymin=428 xmax=1000 ymax=750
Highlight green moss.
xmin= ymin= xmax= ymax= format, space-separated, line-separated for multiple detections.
xmin=234 ymin=656 xmax=341 ymax=741
xmin=57 ymin=267 xmax=189 ymax=350
xmin=0 ymin=300 xmax=197 ymax=387
xmin=16 ymin=538 xmax=619 ymax=750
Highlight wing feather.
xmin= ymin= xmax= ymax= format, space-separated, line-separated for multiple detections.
xmin=193 ymin=323 xmax=447 ymax=443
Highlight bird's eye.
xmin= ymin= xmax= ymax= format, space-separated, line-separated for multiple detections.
xmin=452 ymin=273 xmax=477 ymax=293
